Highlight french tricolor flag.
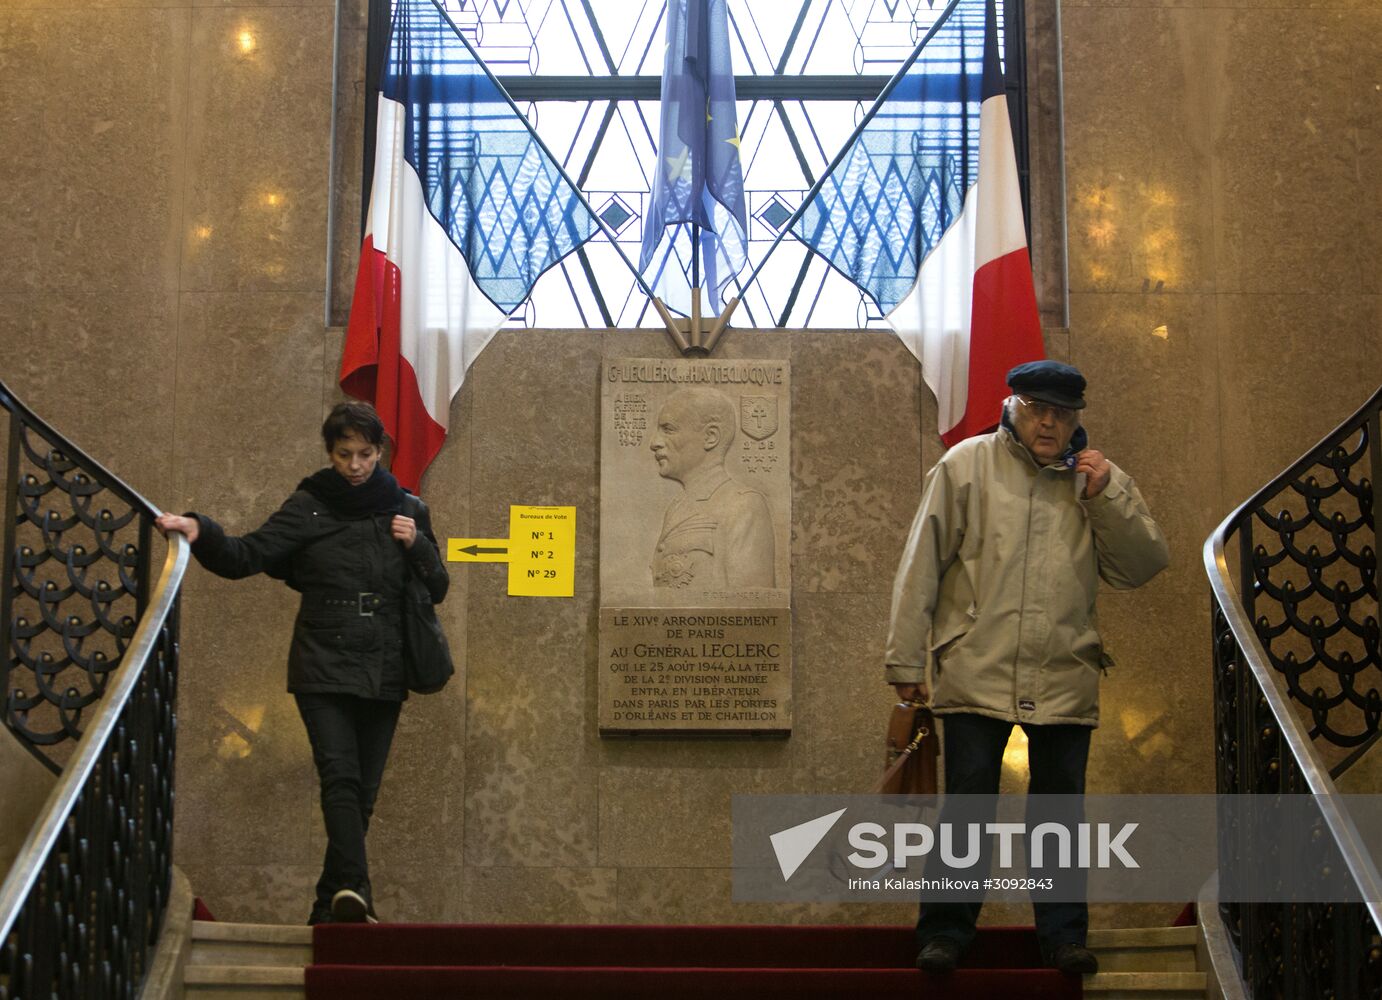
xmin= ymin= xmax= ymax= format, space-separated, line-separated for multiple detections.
xmin=341 ymin=92 xmax=507 ymax=492
xmin=341 ymin=0 xmax=596 ymax=490
xmin=886 ymin=0 xmax=1045 ymax=447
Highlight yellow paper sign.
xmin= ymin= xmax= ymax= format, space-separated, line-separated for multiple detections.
xmin=507 ymin=506 xmax=576 ymax=597
xmin=445 ymin=506 xmax=576 ymax=598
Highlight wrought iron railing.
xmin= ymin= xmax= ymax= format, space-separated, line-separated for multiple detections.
xmin=0 ymin=379 xmax=188 ymax=1000
xmin=1206 ymin=384 xmax=1382 ymax=999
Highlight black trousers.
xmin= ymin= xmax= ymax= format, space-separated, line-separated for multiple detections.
xmin=295 ymin=692 xmax=402 ymax=914
xmin=916 ymin=712 xmax=1092 ymax=958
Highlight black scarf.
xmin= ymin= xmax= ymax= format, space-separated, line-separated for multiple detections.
xmin=298 ymin=464 xmax=407 ymax=519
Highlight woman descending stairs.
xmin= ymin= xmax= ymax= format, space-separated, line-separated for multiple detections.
xmin=181 ymin=921 xmax=1208 ymax=999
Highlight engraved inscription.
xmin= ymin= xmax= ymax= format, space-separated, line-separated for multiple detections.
xmin=599 ymin=608 xmax=792 ymax=733
xmin=612 ymin=389 xmax=648 ymax=447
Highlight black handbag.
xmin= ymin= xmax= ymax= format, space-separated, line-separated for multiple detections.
xmin=403 ymin=578 xmax=453 ymax=693
xmin=402 ymin=496 xmax=454 ymax=694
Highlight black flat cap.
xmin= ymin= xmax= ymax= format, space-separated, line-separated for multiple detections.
xmin=1006 ymin=360 xmax=1087 ymax=409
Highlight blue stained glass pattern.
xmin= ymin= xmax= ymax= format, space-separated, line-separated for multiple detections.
xmin=598 ymin=197 xmax=634 ymax=232
xmin=791 ymin=0 xmax=986 ymax=313
xmin=417 ymin=0 xmax=1007 ymax=328
xmin=383 ymin=0 xmax=598 ymax=313
xmin=756 ymin=197 xmax=793 ymax=232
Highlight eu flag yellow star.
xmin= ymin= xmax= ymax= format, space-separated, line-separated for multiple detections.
xmin=665 ymin=145 xmax=691 ymax=181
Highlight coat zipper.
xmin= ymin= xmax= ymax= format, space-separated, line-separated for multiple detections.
xmin=1011 ymin=475 xmax=1037 ymax=717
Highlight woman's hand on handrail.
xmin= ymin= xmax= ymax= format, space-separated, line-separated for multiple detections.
xmin=155 ymin=513 xmax=200 ymax=543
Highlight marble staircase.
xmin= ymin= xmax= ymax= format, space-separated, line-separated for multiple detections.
xmin=180 ymin=921 xmax=1207 ymax=998
xmin=184 ymin=921 xmax=308 ymax=999
xmin=1085 ymin=926 xmax=1207 ymax=997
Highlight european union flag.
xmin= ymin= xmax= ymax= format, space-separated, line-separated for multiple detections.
xmin=638 ymin=0 xmax=749 ymax=316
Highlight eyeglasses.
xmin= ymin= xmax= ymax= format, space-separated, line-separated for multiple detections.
xmin=1013 ymin=395 xmax=1078 ymax=424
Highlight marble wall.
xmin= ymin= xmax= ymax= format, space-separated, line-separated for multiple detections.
xmin=0 ymin=729 xmax=54 ymax=882
xmin=0 ymin=0 xmax=1377 ymax=931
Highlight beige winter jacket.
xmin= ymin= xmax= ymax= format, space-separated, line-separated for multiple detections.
xmin=884 ymin=423 xmax=1169 ymax=727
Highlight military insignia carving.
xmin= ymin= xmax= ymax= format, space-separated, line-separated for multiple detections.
xmin=739 ymin=395 xmax=777 ymax=440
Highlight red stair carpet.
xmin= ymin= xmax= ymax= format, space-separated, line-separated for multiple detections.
xmin=308 ymin=923 xmax=1082 ymax=999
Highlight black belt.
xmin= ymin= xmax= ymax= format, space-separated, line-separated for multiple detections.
xmin=301 ymin=591 xmax=399 ymax=617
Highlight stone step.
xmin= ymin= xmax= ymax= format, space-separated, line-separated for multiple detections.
xmin=1085 ymin=971 xmax=1208 ymax=998
xmin=182 ymin=922 xmax=1205 ymax=998
xmin=189 ymin=921 xmax=312 ymax=969
xmin=184 ymin=965 xmax=305 ymax=999
xmin=1088 ymin=926 xmax=1199 ymax=972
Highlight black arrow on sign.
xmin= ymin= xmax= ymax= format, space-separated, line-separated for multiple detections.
xmin=460 ymin=544 xmax=508 ymax=556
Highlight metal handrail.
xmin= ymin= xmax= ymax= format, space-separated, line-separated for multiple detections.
xmin=0 ymin=376 xmax=189 ymax=997
xmin=1 ymin=377 xmax=170 ymax=771
xmin=1207 ymin=385 xmax=1380 ymax=553
xmin=0 ymin=533 xmax=187 ymax=941
xmin=1206 ymin=519 xmax=1382 ymax=931
xmin=0 ymin=379 xmax=164 ymax=520
xmin=1199 ymin=383 xmax=1382 ymax=961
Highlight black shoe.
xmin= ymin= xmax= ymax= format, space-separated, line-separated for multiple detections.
xmin=915 ymin=937 xmax=962 ymax=972
xmin=1051 ymin=942 xmax=1098 ymax=975
xmin=330 ymin=888 xmax=373 ymax=924
xmin=307 ymin=903 xmax=333 ymax=926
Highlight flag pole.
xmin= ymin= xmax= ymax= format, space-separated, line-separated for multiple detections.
xmin=427 ymin=0 xmax=689 ymax=352
xmin=645 ymin=243 xmax=695 ymax=354
xmin=701 ymin=296 xmax=739 ymax=354
xmin=690 ymin=222 xmax=703 ymax=349
xmin=650 ymin=296 xmax=693 ymax=353
xmin=722 ymin=0 xmax=967 ymax=303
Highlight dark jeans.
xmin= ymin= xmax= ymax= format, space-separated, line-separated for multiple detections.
xmin=295 ymin=693 xmax=402 ymax=912
xmin=916 ymin=712 xmax=1092 ymax=959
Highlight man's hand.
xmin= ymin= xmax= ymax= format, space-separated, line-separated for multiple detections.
xmin=1076 ymin=448 xmax=1111 ymax=499
xmin=154 ymin=513 xmax=199 ymax=543
xmin=391 ymin=515 xmax=417 ymax=548
xmin=891 ymin=682 xmax=929 ymax=704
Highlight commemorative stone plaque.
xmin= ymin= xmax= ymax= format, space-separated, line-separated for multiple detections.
xmin=599 ymin=357 xmax=792 ymax=735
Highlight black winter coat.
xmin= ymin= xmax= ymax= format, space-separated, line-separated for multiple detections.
xmin=189 ymin=490 xmax=449 ymax=700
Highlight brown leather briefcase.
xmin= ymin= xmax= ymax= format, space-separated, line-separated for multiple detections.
xmin=875 ymin=700 xmax=939 ymax=795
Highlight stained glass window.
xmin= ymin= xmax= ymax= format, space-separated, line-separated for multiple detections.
xmin=368 ymin=0 xmax=1024 ymax=329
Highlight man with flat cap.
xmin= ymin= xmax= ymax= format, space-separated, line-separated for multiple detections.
xmin=884 ymin=360 xmax=1169 ymax=976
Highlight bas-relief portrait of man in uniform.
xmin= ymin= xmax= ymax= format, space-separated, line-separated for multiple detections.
xmin=647 ymin=387 xmax=776 ymax=590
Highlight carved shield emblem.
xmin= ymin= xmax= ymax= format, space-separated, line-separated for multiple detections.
xmin=739 ymin=395 xmax=778 ymax=441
